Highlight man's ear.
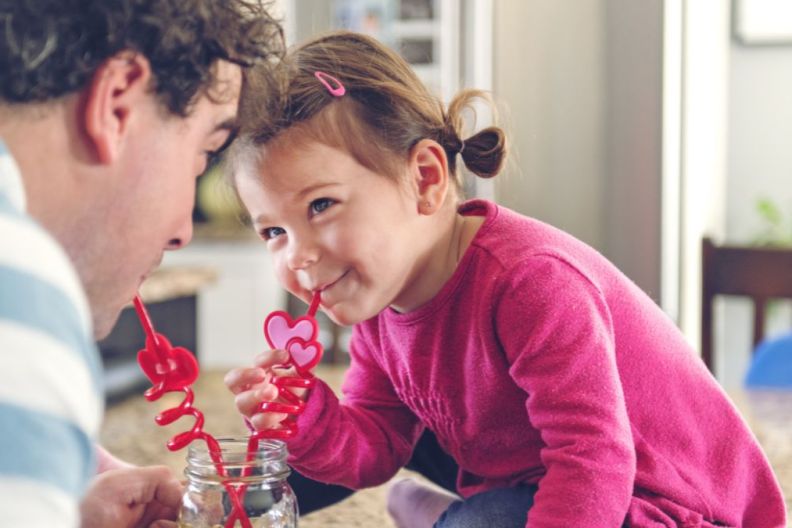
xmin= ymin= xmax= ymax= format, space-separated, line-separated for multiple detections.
xmin=409 ymin=138 xmax=451 ymax=215
xmin=82 ymin=52 xmax=153 ymax=164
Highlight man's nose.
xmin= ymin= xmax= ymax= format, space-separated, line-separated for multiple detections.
xmin=165 ymin=219 xmax=194 ymax=251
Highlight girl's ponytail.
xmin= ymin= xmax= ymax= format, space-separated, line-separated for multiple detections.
xmin=459 ymin=126 xmax=507 ymax=179
xmin=444 ymin=89 xmax=507 ymax=181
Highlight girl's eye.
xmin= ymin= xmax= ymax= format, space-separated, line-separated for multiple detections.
xmin=309 ymin=198 xmax=335 ymax=216
xmin=261 ymin=226 xmax=286 ymax=240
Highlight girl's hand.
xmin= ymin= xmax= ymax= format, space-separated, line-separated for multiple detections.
xmin=224 ymin=349 xmax=309 ymax=431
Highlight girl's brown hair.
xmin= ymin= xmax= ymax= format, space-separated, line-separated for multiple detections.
xmin=232 ymin=30 xmax=506 ymax=190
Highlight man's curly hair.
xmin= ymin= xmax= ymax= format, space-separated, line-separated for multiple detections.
xmin=0 ymin=0 xmax=283 ymax=115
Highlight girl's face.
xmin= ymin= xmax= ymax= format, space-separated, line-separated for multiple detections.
xmin=237 ymin=140 xmax=433 ymax=325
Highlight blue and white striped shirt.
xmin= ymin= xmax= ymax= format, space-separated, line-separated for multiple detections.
xmin=0 ymin=139 xmax=103 ymax=527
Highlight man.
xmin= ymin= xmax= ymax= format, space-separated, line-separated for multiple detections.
xmin=0 ymin=1 xmax=282 ymax=526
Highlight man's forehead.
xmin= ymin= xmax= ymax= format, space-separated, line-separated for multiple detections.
xmin=208 ymin=63 xmax=243 ymax=127
xmin=210 ymin=61 xmax=244 ymax=101
xmin=190 ymin=63 xmax=242 ymax=132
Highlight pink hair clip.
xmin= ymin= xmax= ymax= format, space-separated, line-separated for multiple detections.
xmin=315 ymin=71 xmax=346 ymax=97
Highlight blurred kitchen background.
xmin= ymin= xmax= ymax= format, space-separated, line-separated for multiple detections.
xmin=99 ymin=0 xmax=792 ymax=398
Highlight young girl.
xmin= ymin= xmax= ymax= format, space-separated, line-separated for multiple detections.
xmin=223 ymin=31 xmax=785 ymax=527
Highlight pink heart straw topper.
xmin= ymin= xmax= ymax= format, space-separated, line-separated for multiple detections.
xmin=249 ymin=292 xmax=324 ymax=440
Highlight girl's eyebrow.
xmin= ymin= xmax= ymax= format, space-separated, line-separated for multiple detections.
xmin=252 ymin=214 xmax=272 ymax=227
xmin=296 ymin=181 xmax=341 ymax=199
xmin=253 ymin=182 xmax=342 ymax=226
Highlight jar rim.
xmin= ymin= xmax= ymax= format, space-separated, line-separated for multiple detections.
xmin=187 ymin=437 xmax=287 ymax=462
xmin=185 ymin=437 xmax=290 ymax=484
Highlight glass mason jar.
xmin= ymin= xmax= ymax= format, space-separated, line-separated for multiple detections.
xmin=179 ymin=437 xmax=298 ymax=528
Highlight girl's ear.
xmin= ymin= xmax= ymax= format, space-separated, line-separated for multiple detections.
xmin=408 ymin=138 xmax=451 ymax=215
xmin=82 ymin=51 xmax=153 ymax=164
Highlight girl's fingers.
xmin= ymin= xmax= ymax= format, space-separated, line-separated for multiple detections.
xmin=224 ymin=367 xmax=267 ymax=394
xmin=227 ymin=349 xmax=309 ymax=424
xmin=233 ymin=390 xmax=259 ymax=417
xmin=249 ymin=411 xmax=287 ymax=431
xmin=253 ymin=348 xmax=290 ymax=369
xmin=234 ymin=384 xmax=279 ymax=417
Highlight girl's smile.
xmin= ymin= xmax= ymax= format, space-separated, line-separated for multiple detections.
xmin=315 ymin=268 xmax=351 ymax=296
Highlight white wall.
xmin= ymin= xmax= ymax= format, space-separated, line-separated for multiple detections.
xmin=722 ymin=43 xmax=792 ymax=388
xmin=677 ymin=1 xmax=731 ymax=359
xmin=727 ymin=46 xmax=792 ymax=244
xmin=602 ymin=0 xmax=665 ymax=302
xmin=493 ymin=0 xmax=607 ymax=252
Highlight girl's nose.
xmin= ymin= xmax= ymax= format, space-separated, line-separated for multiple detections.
xmin=286 ymin=235 xmax=320 ymax=270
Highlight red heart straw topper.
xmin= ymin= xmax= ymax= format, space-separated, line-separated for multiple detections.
xmin=133 ymin=296 xmax=251 ymax=528
xmin=137 ymin=334 xmax=199 ymax=400
xmin=133 ymin=291 xmax=325 ymax=528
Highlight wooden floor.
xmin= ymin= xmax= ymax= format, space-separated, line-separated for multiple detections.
xmin=101 ymin=365 xmax=792 ymax=527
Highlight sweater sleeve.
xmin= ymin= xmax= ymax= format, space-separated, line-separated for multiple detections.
xmin=495 ymin=254 xmax=635 ymax=528
xmin=285 ymin=325 xmax=423 ymax=489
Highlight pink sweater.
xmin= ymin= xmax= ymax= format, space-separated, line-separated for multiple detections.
xmin=287 ymin=200 xmax=785 ymax=527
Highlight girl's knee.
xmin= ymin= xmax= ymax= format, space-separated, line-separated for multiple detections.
xmin=433 ymin=485 xmax=535 ymax=528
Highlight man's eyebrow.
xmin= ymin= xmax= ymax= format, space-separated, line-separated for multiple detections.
xmin=215 ymin=117 xmax=239 ymax=133
xmin=211 ymin=118 xmax=240 ymax=156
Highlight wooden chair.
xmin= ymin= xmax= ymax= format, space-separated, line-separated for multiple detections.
xmin=701 ymin=237 xmax=792 ymax=372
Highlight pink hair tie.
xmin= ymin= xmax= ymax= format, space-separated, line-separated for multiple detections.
xmin=315 ymin=71 xmax=346 ymax=97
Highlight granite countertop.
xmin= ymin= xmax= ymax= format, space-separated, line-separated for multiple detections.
xmin=193 ymin=221 xmax=259 ymax=242
xmin=731 ymin=389 xmax=792 ymax=513
xmin=137 ymin=266 xmax=218 ymax=303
